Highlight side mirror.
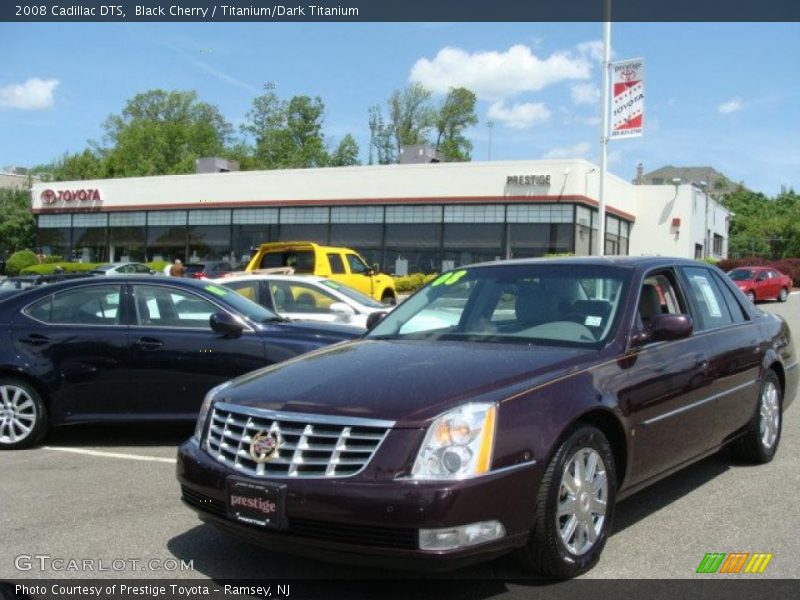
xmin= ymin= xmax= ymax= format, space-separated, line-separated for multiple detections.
xmin=329 ymin=302 xmax=356 ymax=322
xmin=633 ymin=314 xmax=693 ymax=345
xmin=366 ymin=311 xmax=388 ymax=331
xmin=210 ymin=312 xmax=244 ymax=338
xmin=373 ymin=263 xmax=381 ymax=273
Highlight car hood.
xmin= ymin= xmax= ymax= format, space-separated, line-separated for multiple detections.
xmin=218 ymin=340 xmax=593 ymax=426
xmin=263 ymin=318 xmax=363 ymax=340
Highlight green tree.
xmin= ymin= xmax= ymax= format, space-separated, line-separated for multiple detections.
xmin=0 ymin=188 xmax=36 ymax=257
xmin=368 ymin=105 xmax=395 ymax=165
xmin=388 ymin=83 xmax=435 ymax=153
xmin=102 ymin=90 xmax=233 ymax=176
xmin=434 ymin=87 xmax=478 ymax=162
xmin=722 ymin=188 xmax=800 ymax=259
xmin=329 ymin=134 xmax=360 ymax=167
xmin=243 ymin=93 xmax=330 ymax=169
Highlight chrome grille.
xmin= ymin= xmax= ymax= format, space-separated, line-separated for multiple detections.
xmin=204 ymin=402 xmax=393 ymax=478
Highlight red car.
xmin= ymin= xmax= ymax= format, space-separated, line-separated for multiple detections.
xmin=728 ymin=266 xmax=792 ymax=303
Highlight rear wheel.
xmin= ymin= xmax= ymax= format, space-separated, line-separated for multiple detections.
xmin=0 ymin=379 xmax=48 ymax=450
xmin=746 ymin=291 xmax=756 ymax=303
xmin=779 ymin=287 xmax=789 ymax=302
xmin=731 ymin=370 xmax=782 ymax=463
xmin=517 ymin=425 xmax=616 ymax=578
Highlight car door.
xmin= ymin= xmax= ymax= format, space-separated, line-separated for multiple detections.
xmin=678 ymin=266 xmax=762 ymax=447
xmin=753 ymin=270 xmax=769 ymax=300
xmin=127 ymin=282 xmax=268 ymax=417
xmin=342 ymin=253 xmax=375 ymax=297
xmin=11 ymin=283 xmax=130 ymax=423
xmin=617 ymin=269 xmax=715 ymax=485
xmin=267 ymin=280 xmax=340 ymax=323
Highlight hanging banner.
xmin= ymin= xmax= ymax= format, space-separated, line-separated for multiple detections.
xmin=610 ymin=58 xmax=644 ymax=139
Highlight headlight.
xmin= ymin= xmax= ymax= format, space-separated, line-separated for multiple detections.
xmin=192 ymin=381 xmax=233 ymax=443
xmin=411 ymin=403 xmax=497 ymax=480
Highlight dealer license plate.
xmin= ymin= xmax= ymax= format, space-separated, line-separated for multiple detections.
xmin=226 ymin=477 xmax=287 ymax=529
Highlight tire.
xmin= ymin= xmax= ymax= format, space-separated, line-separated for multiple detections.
xmin=381 ymin=291 xmax=397 ymax=306
xmin=516 ymin=425 xmax=616 ymax=579
xmin=0 ymin=379 xmax=48 ymax=450
xmin=731 ymin=370 xmax=782 ymax=464
xmin=778 ymin=287 xmax=789 ymax=303
xmin=746 ymin=291 xmax=756 ymax=303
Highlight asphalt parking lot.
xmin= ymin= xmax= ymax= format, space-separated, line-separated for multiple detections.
xmin=1 ymin=295 xmax=798 ymax=585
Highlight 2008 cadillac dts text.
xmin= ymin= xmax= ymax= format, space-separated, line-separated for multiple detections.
xmin=178 ymin=257 xmax=796 ymax=578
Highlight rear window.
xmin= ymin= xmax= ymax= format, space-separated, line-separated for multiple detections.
xmin=259 ymin=251 xmax=315 ymax=274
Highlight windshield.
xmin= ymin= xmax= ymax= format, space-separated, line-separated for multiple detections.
xmin=200 ymin=283 xmax=280 ymax=323
xmin=318 ymin=279 xmax=386 ymax=308
xmin=367 ymin=264 xmax=630 ymax=347
xmin=729 ymin=269 xmax=755 ymax=281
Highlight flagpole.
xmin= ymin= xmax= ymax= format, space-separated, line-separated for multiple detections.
xmin=598 ymin=2 xmax=611 ymax=256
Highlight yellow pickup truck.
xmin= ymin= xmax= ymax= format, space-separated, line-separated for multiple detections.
xmin=246 ymin=242 xmax=397 ymax=304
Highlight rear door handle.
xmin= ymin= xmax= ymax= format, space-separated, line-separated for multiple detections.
xmin=133 ymin=337 xmax=163 ymax=350
xmin=19 ymin=334 xmax=50 ymax=346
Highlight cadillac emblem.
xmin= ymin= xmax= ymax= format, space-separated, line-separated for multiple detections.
xmin=249 ymin=430 xmax=281 ymax=463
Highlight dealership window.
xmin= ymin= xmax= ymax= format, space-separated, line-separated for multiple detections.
xmin=509 ymin=223 xmax=574 ymax=258
xmin=109 ymin=212 xmax=146 ymax=262
xmin=605 ymin=215 xmax=621 ymax=256
xmin=232 ymin=209 xmax=278 ymax=265
xmin=575 ymin=206 xmax=592 ymax=256
xmin=278 ymin=224 xmax=329 ymax=244
xmin=147 ymin=226 xmax=186 ymax=263
xmin=329 ymin=224 xmax=383 ymax=249
xmin=331 ymin=206 xmax=384 ymax=224
xmin=443 ymin=205 xmax=505 ymax=223
xmin=70 ymin=213 xmax=108 ymax=263
xmin=442 ymin=223 xmax=504 ymax=267
xmin=188 ymin=225 xmax=233 ymax=263
xmin=507 ymin=204 xmax=573 ymax=224
xmin=280 ymin=207 xmax=329 ymax=224
xmin=37 ymin=214 xmax=72 ymax=258
xmin=385 ymin=205 xmax=443 ymax=224
xmin=384 ymin=223 xmax=441 ymax=275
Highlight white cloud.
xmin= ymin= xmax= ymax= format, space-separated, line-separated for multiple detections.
xmin=0 ymin=78 xmax=59 ymax=110
xmin=543 ymin=142 xmax=592 ymax=159
xmin=718 ymin=98 xmax=743 ymax=114
xmin=410 ymin=44 xmax=592 ymax=101
xmin=487 ymin=101 xmax=551 ymax=129
xmin=576 ymin=40 xmax=604 ymax=63
xmin=571 ymin=82 xmax=600 ymax=105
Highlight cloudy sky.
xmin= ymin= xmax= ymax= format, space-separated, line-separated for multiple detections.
xmin=0 ymin=22 xmax=797 ymax=194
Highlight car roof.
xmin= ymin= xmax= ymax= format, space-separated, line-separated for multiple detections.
xmin=466 ymin=256 xmax=705 ymax=270
xmin=218 ymin=274 xmax=325 ymax=284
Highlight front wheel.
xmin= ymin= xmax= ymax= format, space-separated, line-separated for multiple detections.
xmin=0 ymin=379 xmax=48 ymax=450
xmin=778 ymin=287 xmax=789 ymax=302
xmin=381 ymin=291 xmax=397 ymax=306
xmin=746 ymin=291 xmax=756 ymax=303
xmin=517 ymin=425 xmax=616 ymax=578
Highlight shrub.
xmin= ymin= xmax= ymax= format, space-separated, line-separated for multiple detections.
xmin=393 ymin=273 xmax=438 ymax=294
xmin=147 ymin=261 xmax=168 ymax=273
xmin=42 ymin=255 xmax=64 ymax=264
xmin=5 ymin=250 xmax=38 ymax=276
xmin=20 ymin=262 xmax=105 ymax=275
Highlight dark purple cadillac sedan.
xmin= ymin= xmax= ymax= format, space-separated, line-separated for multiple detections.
xmin=177 ymin=257 xmax=796 ymax=578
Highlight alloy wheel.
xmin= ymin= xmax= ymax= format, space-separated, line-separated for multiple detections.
xmin=0 ymin=384 xmax=37 ymax=445
xmin=556 ymin=447 xmax=608 ymax=556
xmin=760 ymin=379 xmax=780 ymax=449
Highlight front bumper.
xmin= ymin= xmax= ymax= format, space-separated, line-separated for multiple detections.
xmin=177 ymin=439 xmax=540 ymax=570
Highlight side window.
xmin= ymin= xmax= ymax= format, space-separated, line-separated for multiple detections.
xmin=25 ymin=285 xmax=122 ymax=325
xmin=345 ymin=254 xmax=369 ymax=275
xmin=328 ymin=253 xmax=346 ymax=274
xmin=134 ymin=264 xmax=151 ymax=274
xmin=682 ymin=267 xmax=734 ymax=330
xmin=711 ymin=271 xmax=748 ymax=324
xmin=269 ymin=282 xmax=336 ymax=314
xmin=133 ymin=285 xmax=218 ymax=329
xmin=636 ymin=271 xmax=685 ymax=329
xmin=225 ymin=281 xmax=259 ymax=303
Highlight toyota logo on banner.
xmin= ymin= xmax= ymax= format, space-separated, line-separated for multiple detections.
xmin=39 ymin=188 xmax=102 ymax=205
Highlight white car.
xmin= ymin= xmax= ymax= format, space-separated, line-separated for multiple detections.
xmin=217 ymin=274 xmax=393 ymax=328
xmin=91 ymin=262 xmax=158 ymax=276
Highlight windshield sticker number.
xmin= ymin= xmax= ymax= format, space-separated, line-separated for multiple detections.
xmin=584 ymin=315 xmax=602 ymax=327
xmin=692 ymin=276 xmax=723 ymax=318
xmin=205 ymin=285 xmax=229 ymax=298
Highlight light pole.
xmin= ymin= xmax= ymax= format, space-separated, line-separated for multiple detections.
xmin=486 ymin=121 xmax=494 ymax=161
xmin=597 ymin=0 xmax=612 ymax=256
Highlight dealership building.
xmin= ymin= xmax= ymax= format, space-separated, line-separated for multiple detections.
xmin=30 ymin=158 xmax=730 ymax=274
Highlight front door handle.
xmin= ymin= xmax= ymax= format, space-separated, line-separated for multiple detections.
xmin=133 ymin=337 xmax=163 ymax=350
xmin=18 ymin=334 xmax=50 ymax=346
xmin=694 ymin=353 xmax=709 ymax=370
